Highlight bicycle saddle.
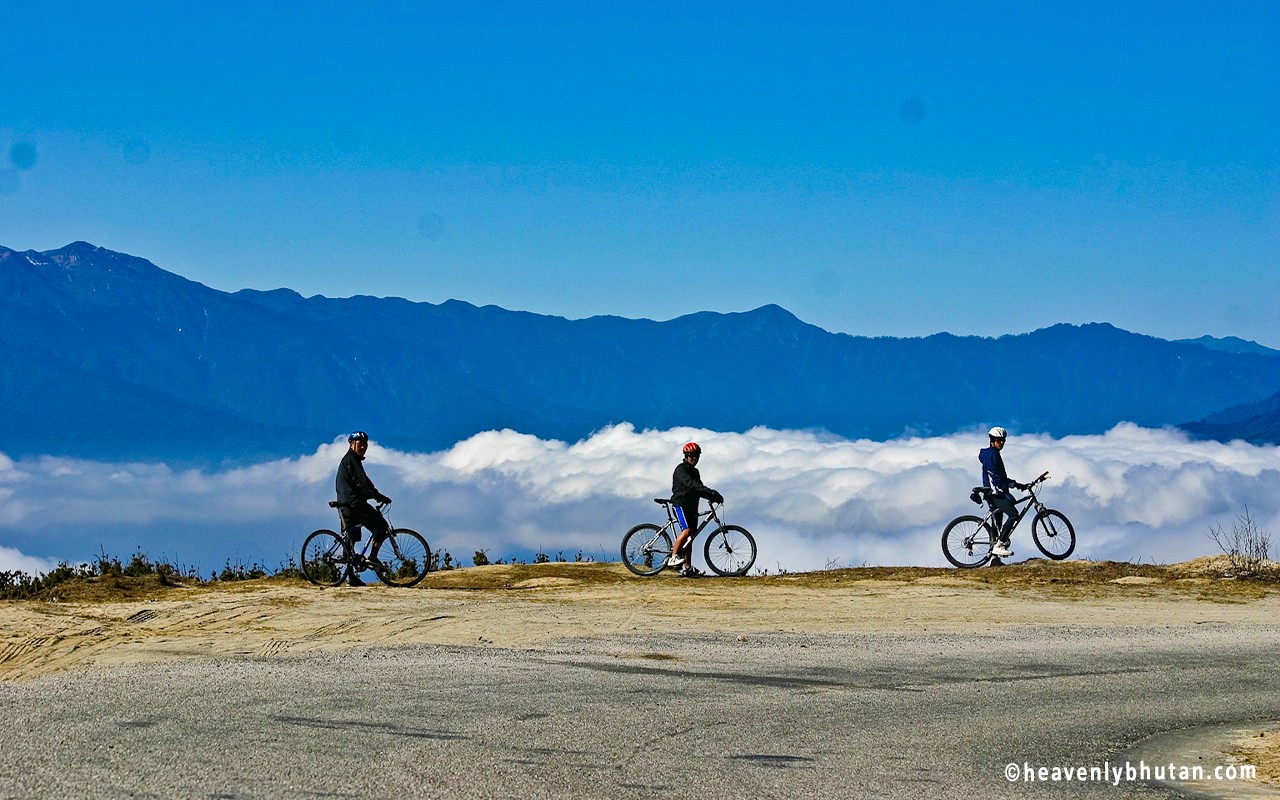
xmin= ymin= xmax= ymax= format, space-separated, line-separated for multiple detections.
xmin=653 ymin=498 xmax=675 ymax=506
xmin=328 ymin=500 xmax=345 ymax=509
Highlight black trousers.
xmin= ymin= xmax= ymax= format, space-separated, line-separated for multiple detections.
xmin=989 ymin=491 xmax=1018 ymax=543
xmin=340 ymin=500 xmax=390 ymax=541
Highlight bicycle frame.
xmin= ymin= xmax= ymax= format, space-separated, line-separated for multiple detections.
xmin=631 ymin=502 xmax=719 ymax=552
xmin=660 ymin=502 xmax=721 ymax=540
xmin=978 ymin=479 xmax=1048 ymax=535
xmin=338 ymin=502 xmax=391 ymax=550
xmin=302 ymin=500 xmax=432 ymax=588
xmin=622 ymin=499 xmax=757 ymax=577
xmin=942 ymin=471 xmax=1073 ymax=568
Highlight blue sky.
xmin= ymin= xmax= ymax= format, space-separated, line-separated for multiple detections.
xmin=2 ymin=1 xmax=1277 ymax=345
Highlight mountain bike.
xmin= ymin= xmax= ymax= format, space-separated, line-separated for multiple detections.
xmin=621 ymin=499 xmax=757 ymax=577
xmin=941 ymin=472 xmax=1075 ymax=568
xmin=300 ymin=501 xmax=432 ymax=587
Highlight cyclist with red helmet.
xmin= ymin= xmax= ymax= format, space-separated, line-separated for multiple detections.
xmin=667 ymin=442 xmax=724 ymax=577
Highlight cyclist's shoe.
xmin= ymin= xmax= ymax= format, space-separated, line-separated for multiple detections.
xmin=679 ymin=567 xmax=704 ymax=578
xmin=347 ymin=575 xmax=367 ymax=587
xmin=666 ymin=555 xmax=685 ymax=569
xmin=991 ymin=541 xmax=1014 ymax=558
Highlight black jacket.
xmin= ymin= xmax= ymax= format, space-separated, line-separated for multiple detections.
xmin=671 ymin=461 xmax=718 ymax=507
xmin=336 ymin=449 xmax=384 ymax=505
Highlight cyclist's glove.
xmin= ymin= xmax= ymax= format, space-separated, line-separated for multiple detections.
xmin=710 ymin=490 xmax=724 ymax=504
xmin=376 ymin=493 xmax=392 ymax=504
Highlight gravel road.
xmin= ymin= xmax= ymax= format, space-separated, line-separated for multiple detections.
xmin=1 ymin=622 xmax=1276 ymax=799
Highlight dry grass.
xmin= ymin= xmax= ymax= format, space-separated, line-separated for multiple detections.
xmin=17 ymin=556 xmax=1278 ymax=606
xmin=28 ymin=573 xmax=201 ymax=604
xmin=750 ymin=555 xmax=1280 ymax=602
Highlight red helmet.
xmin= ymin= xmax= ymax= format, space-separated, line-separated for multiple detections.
xmin=682 ymin=442 xmax=702 ymax=456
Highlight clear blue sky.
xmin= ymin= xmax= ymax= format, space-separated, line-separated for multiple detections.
xmin=3 ymin=1 xmax=1277 ymax=345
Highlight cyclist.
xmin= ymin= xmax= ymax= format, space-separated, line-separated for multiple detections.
xmin=979 ymin=426 xmax=1026 ymax=558
xmin=667 ymin=442 xmax=723 ymax=578
xmin=335 ymin=431 xmax=392 ymax=586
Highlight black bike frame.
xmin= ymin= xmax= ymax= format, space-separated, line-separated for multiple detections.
xmin=983 ymin=481 xmax=1047 ymax=535
xmin=335 ymin=502 xmax=392 ymax=559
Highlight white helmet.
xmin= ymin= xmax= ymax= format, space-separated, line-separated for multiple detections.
xmin=988 ymin=426 xmax=1008 ymax=440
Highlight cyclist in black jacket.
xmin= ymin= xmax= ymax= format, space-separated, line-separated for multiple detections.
xmin=335 ymin=430 xmax=392 ymax=586
xmin=667 ymin=442 xmax=723 ymax=578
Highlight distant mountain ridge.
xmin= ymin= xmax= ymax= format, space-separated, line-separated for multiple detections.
xmin=1174 ymin=335 xmax=1279 ymax=356
xmin=2 ymin=242 xmax=1279 ymax=461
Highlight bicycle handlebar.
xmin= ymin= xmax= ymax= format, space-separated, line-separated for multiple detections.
xmin=1017 ymin=472 xmax=1051 ymax=492
xmin=653 ymin=498 xmax=724 ymax=507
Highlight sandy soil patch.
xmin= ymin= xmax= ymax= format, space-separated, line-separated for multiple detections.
xmin=1234 ymin=728 xmax=1280 ymax=791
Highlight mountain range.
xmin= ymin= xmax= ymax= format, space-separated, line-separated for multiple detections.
xmin=2 ymin=242 xmax=1278 ymax=462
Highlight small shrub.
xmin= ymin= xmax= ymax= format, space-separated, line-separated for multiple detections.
xmin=1207 ymin=507 xmax=1274 ymax=578
xmin=429 ymin=551 xmax=461 ymax=571
xmin=215 ymin=560 xmax=268 ymax=581
xmin=274 ymin=557 xmax=304 ymax=580
xmin=473 ymin=549 xmax=490 ymax=567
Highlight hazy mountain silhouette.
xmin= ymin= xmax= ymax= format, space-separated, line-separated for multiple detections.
xmin=3 ymin=242 xmax=1279 ymax=461
xmin=1181 ymin=389 xmax=1280 ymax=445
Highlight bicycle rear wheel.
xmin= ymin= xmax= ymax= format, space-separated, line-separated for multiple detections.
xmin=1032 ymin=510 xmax=1076 ymax=560
xmin=621 ymin=523 xmax=672 ymax=576
xmin=301 ymin=529 xmax=349 ymax=587
xmin=372 ymin=528 xmax=431 ymax=587
xmin=704 ymin=525 xmax=756 ymax=576
xmin=941 ymin=516 xmax=995 ymax=568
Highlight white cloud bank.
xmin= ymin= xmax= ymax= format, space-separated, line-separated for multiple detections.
xmin=1 ymin=423 xmax=1277 ymax=574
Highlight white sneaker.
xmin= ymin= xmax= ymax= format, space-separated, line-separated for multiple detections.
xmin=666 ymin=555 xmax=685 ymax=568
xmin=991 ymin=542 xmax=1014 ymax=558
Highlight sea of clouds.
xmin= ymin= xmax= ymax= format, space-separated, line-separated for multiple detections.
xmin=1 ymin=423 xmax=1277 ymax=576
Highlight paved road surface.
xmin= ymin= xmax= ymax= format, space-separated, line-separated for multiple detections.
xmin=1 ymin=624 xmax=1276 ymax=799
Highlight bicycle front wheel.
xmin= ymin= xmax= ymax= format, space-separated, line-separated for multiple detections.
xmin=1032 ymin=510 xmax=1076 ymax=560
xmin=372 ymin=528 xmax=431 ymax=587
xmin=942 ymin=516 xmax=995 ymax=568
xmin=704 ymin=525 xmax=756 ymax=576
xmin=301 ymin=529 xmax=349 ymax=587
xmin=621 ymin=523 xmax=672 ymax=576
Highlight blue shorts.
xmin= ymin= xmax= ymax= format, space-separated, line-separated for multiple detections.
xmin=674 ymin=505 xmax=694 ymax=532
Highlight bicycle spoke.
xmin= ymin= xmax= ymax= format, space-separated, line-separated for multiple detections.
xmin=1032 ymin=510 xmax=1076 ymax=560
xmin=372 ymin=529 xmax=431 ymax=587
xmin=621 ymin=524 xmax=672 ymax=576
xmin=704 ymin=525 xmax=756 ymax=576
xmin=301 ymin=530 xmax=349 ymax=587
xmin=941 ymin=516 xmax=994 ymax=568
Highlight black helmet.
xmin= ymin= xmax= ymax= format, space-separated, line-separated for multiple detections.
xmin=347 ymin=431 xmax=369 ymax=443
